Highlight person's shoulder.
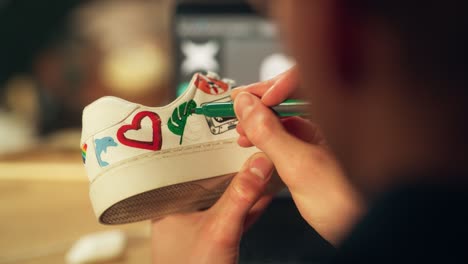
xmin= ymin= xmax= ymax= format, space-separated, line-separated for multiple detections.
xmin=332 ymin=174 xmax=468 ymax=263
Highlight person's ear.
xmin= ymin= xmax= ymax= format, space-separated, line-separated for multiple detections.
xmin=331 ymin=0 xmax=365 ymax=86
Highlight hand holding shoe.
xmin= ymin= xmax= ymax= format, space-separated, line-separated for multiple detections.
xmin=152 ymin=153 xmax=274 ymax=264
xmin=233 ymin=67 xmax=365 ymax=245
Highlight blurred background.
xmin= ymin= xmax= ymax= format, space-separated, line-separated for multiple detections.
xmin=0 ymin=0 xmax=331 ymax=263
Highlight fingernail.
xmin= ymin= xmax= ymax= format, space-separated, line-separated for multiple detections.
xmin=230 ymin=88 xmax=241 ymax=99
xmin=231 ymin=86 xmax=248 ymax=98
xmin=262 ymin=85 xmax=274 ymax=100
xmin=249 ymin=156 xmax=272 ymax=181
xmin=234 ymin=92 xmax=255 ymax=120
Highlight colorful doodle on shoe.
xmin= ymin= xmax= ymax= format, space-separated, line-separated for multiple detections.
xmin=81 ymin=143 xmax=87 ymax=163
xmin=168 ymin=99 xmax=197 ymax=144
xmin=194 ymin=74 xmax=228 ymax=95
xmin=202 ymin=96 xmax=238 ymax=135
xmin=117 ymin=111 xmax=162 ymax=151
xmin=94 ymin=137 xmax=118 ymax=167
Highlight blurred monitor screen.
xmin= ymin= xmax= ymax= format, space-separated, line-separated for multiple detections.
xmin=174 ymin=3 xmax=293 ymax=97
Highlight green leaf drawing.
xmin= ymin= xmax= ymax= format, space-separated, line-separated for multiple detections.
xmin=167 ymin=99 xmax=197 ymax=144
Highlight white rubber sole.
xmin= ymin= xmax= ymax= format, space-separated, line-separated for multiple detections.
xmin=89 ymin=138 xmax=258 ymax=224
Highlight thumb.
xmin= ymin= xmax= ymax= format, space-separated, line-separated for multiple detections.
xmin=208 ymin=152 xmax=274 ymax=242
xmin=234 ymin=92 xmax=319 ymax=189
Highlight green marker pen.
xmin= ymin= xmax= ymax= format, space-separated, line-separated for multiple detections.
xmin=191 ymin=99 xmax=310 ymax=118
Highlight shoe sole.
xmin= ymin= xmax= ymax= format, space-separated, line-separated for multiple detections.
xmin=89 ymin=138 xmax=258 ymax=224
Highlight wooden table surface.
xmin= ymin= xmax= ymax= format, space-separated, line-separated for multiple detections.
xmin=0 ymin=150 xmax=152 ymax=264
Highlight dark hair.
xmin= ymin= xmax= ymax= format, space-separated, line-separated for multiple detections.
xmin=355 ymin=1 xmax=468 ymax=91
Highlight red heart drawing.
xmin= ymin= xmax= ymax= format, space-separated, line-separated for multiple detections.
xmin=117 ymin=111 xmax=162 ymax=151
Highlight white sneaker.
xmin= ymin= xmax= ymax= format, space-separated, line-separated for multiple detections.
xmin=80 ymin=72 xmax=258 ymax=224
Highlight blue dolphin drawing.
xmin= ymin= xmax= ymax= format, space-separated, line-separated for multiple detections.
xmin=94 ymin=137 xmax=118 ymax=167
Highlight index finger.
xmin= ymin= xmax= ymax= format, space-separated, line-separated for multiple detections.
xmin=231 ymin=78 xmax=275 ymax=100
xmin=261 ymin=66 xmax=300 ymax=106
xmin=231 ymin=66 xmax=300 ymax=106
